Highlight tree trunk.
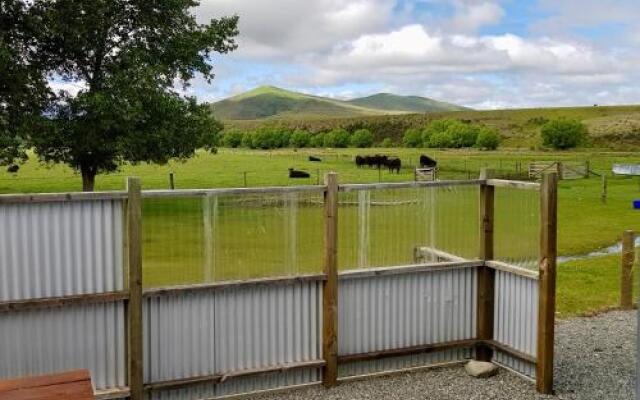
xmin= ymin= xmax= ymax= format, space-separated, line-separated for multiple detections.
xmin=81 ymin=165 xmax=97 ymax=192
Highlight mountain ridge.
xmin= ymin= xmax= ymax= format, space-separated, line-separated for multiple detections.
xmin=211 ymin=86 xmax=469 ymax=120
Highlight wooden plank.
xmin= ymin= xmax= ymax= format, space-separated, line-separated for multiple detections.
xmin=143 ymin=274 xmax=327 ymax=298
xmin=144 ymin=360 xmax=325 ymax=392
xmin=620 ymin=230 xmax=635 ymax=310
xmin=485 ymin=261 xmax=539 ymax=280
xmin=339 ymin=261 xmax=481 ymax=280
xmin=337 ymin=339 xmax=479 ymax=363
xmin=126 ymin=178 xmax=144 ymax=400
xmin=0 ymin=370 xmax=94 ymax=400
xmin=141 ymin=185 xmax=326 ymax=199
xmin=0 ymin=191 xmax=127 ymax=204
xmin=322 ymin=172 xmax=339 ymax=387
xmin=476 ymin=168 xmax=495 ymax=362
xmin=486 ymin=179 xmax=541 ymax=191
xmin=338 ymin=179 xmax=483 ymax=192
xmin=536 ymin=172 xmax=558 ymax=394
xmin=485 ymin=340 xmax=537 ymax=364
xmin=0 ymin=291 xmax=129 ymax=313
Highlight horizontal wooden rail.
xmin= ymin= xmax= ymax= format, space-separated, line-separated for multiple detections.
xmin=338 ymin=179 xmax=484 ymax=192
xmin=0 ymin=291 xmax=129 ymax=313
xmin=486 ymin=340 xmax=537 ymax=364
xmin=0 ymin=191 xmax=127 ymax=204
xmin=417 ymin=246 xmax=470 ymax=262
xmin=143 ymin=360 xmax=326 ymax=392
xmin=142 ymin=273 xmax=327 ymax=298
xmin=486 ymin=179 xmax=540 ymax=191
xmin=94 ymin=387 xmax=131 ymax=400
xmin=339 ymin=261 xmax=481 ymax=280
xmin=338 ymin=339 xmax=479 ymax=363
xmin=485 ymin=260 xmax=539 ymax=279
xmin=142 ymin=185 xmax=326 ymax=199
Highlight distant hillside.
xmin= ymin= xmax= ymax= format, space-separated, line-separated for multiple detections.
xmin=347 ymin=93 xmax=468 ymax=113
xmin=210 ymin=86 xmax=468 ymax=120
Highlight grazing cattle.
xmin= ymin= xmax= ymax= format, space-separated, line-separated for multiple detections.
xmin=386 ymin=157 xmax=401 ymax=173
xmin=419 ymin=155 xmax=437 ymax=168
xmin=289 ymin=168 xmax=310 ymax=178
xmin=309 ymin=156 xmax=322 ymax=162
xmin=6 ymin=165 xmax=19 ymax=173
xmin=355 ymin=155 xmax=365 ymax=168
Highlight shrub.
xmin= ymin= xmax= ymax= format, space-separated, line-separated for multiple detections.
xmin=381 ymin=137 xmax=393 ymax=147
xmin=403 ymin=128 xmax=423 ymax=147
xmin=428 ymin=130 xmax=455 ymax=148
xmin=448 ymin=122 xmax=479 ymax=148
xmin=222 ymin=129 xmax=244 ymax=148
xmin=310 ymin=133 xmax=324 ymax=148
xmin=324 ymin=128 xmax=350 ymax=148
xmin=475 ymin=127 xmax=501 ymax=150
xmin=241 ymin=131 xmax=255 ymax=148
xmin=541 ymin=119 xmax=587 ymax=149
xmin=350 ymin=128 xmax=374 ymax=148
xmin=290 ymin=129 xmax=311 ymax=148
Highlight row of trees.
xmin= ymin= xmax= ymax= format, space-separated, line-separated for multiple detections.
xmin=402 ymin=120 xmax=502 ymax=150
xmin=221 ymin=127 xmax=386 ymax=149
xmin=1 ymin=0 xmax=239 ymax=190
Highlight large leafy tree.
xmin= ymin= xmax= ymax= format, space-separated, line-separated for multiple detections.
xmin=0 ymin=0 xmax=51 ymax=168
xmin=27 ymin=0 xmax=239 ymax=190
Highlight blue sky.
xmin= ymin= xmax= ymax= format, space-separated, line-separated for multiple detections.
xmin=187 ymin=0 xmax=640 ymax=109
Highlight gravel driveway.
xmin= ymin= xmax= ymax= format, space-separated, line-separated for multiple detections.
xmin=254 ymin=311 xmax=635 ymax=400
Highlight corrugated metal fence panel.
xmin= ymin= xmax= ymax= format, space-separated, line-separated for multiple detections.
xmin=0 ymin=199 xmax=125 ymax=301
xmin=145 ymin=280 xmax=322 ymax=399
xmin=493 ymin=270 xmax=538 ymax=379
xmin=144 ymin=292 xmax=217 ymax=383
xmin=0 ymin=302 xmax=126 ymax=391
xmin=338 ymin=268 xmax=477 ymax=377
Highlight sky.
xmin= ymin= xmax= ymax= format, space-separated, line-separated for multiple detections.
xmin=187 ymin=0 xmax=640 ymax=109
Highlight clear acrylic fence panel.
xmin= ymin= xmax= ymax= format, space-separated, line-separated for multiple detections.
xmin=337 ymin=185 xmax=479 ymax=270
xmin=494 ymin=187 xmax=540 ymax=270
xmin=142 ymin=191 xmax=324 ymax=287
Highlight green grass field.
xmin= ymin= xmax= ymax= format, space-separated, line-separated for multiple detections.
xmin=2 ymin=147 xmax=639 ymax=316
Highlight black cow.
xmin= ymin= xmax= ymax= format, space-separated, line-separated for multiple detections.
xmin=6 ymin=165 xmax=19 ymax=173
xmin=309 ymin=156 xmax=322 ymax=162
xmin=289 ymin=168 xmax=310 ymax=178
xmin=355 ymin=155 xmax=365 ymax=168
xmin=386 ymin=158 xmax=401 ymax=173
xmin=419 ymin=155 xmax=437 ymax=168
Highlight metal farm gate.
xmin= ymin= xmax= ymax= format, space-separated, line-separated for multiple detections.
xmin=0 ymin=172 xmax=558 ymax=399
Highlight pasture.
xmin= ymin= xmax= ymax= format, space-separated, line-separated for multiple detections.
xmin=1 ymin=147 xmax=639 ymax=315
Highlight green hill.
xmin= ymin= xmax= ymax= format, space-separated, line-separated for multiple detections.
xmin=210 ymin=86 xmax=468 ymax=120
xmin=347 ymin=93 xmax=469 ymax=113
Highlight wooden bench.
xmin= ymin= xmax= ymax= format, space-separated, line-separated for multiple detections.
xmin=0 ymin=370 xmax=94 ymax=400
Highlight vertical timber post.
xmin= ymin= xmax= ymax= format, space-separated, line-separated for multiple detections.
xmin=323 ymin=172 xmax=339 ymax=387
xmin=126 ymin=177 xmax=144 ymax=400
xmin=477 ymin=168 xmax=495 ymax=361
xmin=620 ymin=230 xmax=635 ymax=310
xmin=169 ymin=172 xmax=175 ymax=190
xmin=537 ymin=172 xmax=558 ymax=394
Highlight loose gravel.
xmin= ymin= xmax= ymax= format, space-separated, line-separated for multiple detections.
xmin=254 ymin=311 xmax=635 ymax=400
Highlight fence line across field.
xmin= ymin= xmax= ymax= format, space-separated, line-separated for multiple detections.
xmin=0 ymin=172 xmax=557 ymax=400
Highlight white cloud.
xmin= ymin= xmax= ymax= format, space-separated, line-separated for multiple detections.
xmin=449 ymin=1 xmax=504 ymax=32
xmin=195 ymin=0 xmax=396 ymax=58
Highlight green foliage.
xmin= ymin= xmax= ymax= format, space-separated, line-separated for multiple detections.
xmin=448 ymin=122 xmax=479 ymax=148
xmin=290 ymin=129 xmax=312 ymax=148
xmin=427 ymin=130 xmax=455 ymax=148
xmin=323 ymin=128 xmax=350 ymax=148
xmin=310 ymin=133 xmax=325 ymax=148
xmin=222 ymin=129 xmax=245 ymax=148
xmin=245 ymin=126 xmax=291 ymax=149
xmin=541 ymin=119 xmax=588 ymax=150
xmin=350 ymin=128 xmax=374 ymax=148
xmin=381 ymin=137 xmax=393 ymax=147
xmin=474 ymin=127 xmax=501 ymax=150
xmin=19 ymin=0 xmax=239 ymax=190
xmin=403 ymin=127 xmax=423 ymax=147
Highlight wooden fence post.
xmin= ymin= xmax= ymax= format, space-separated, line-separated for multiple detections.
xmin=621 ymin=230 xmax=635 ymax=310
xmin=169 ymin=172 xmax=175 ymax=190
xmin=601 ymin=175 xmax=608 ymax=204
xmin=322 ymin=172 xmax=339 ymax=387
xmin=536 ymin=172 xmax=558 ymax=394
xmin=477 ymin=168 xmax=495 ymax=362
xmin=127 ymin=177 xmax=144 ymax=400
xmin=556 ymin=162 xmax=564 ymax=180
